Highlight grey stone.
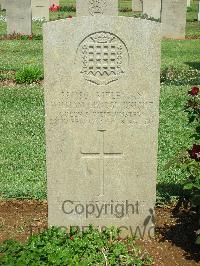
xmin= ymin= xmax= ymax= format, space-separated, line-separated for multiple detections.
xmin=143 ymin=0 xmax=161 ymax=20
xmin=32 ymin=0 xmax=49 ymax=20
xmin=1 ymin=0 xmax=6 ymax=10
xmin=132 ymin=0 xmax=143 ymax=12
xmin=44 ymin=16 xmax=161 ymax=239
xmin=49 ymin=0 xmax=59 ymax=7
xmin=6 ymin=0 xmax=32 ymax=35
xmin=76 ymin=0 xmax=118 ymax=16
xmin=161 ymin=0 xmax=187 ymax=39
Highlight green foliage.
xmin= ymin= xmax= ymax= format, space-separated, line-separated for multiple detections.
xmin=157 ymin=85 xmax=194 ymax=204
xmin=15 ymin=66 xmax=43 ymax=84
xmin=59 ymin=5 xmax=76 ymax=12
xmin=185 ymin=89 xmax=200 ymax=244
xmin=167 ymin=87 xmax=200 ymax=243
xmin=161 ymin=67 xmax=200 ymax=85
xmin=0 ymin=226 xmax=151 ymax=266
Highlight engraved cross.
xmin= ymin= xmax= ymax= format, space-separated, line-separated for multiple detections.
xmin=81 ymin=130 xmax=123 ymax=195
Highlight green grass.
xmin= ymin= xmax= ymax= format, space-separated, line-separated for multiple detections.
xmin=186 ymin=0 xmax=200 ymax=37
xmin=0 ymin=41 xmax=42 ymax=71
xmin=157 ymin=85 xmax=194 ymax=202
xmin=161 ymin=40 xmax=200 ymax=70
xmin=0 ymin=86 xmax=46 ymax=199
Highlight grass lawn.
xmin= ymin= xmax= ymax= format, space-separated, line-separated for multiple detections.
xmin=0 ymin=0 xmax=199 ymax=201
xmin=0 ymin=86 xmax=46 ymax=199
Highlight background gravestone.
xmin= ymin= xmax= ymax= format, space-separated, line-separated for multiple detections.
xmin=161 ymin=0 xmax=187 ymax=39
xmin=187 ymin=0 xmax=191 ymax=7
xmin=6 ymin=0 xmax=32 ymax=35
xmin=32 ymin=0 xmax=49 ymax=20
xmin=49 ymin=0 xmax=59 ymax=7
xmin=76 ymin=0 xmax=118 ymax=16
xmin=0 ymin=0 xmax=6 ymax=10
xmin=44 ymin=16 xmax=161 ymax=238
xmin=132 ymin=0 xmax=143 ymax=12
xmin=198 ymin=1 xmax=200 ymax=21
xmin=143 ymin=0 xmax=161 ymax=20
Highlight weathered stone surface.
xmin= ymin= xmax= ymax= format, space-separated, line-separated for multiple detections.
xmin=49 ymin=0 xmax=59 ymax=7
xmin=0 ymin=0 xmax=6 ymax=10
xmin=32 ymin=0 xmax=49 ymax=20
xmin=143 ymin=0 xmax=161 ymax=20
xmin=132 ymin=0 xmax=143 ymax=12
xmin=76 ymin=0 xmax=118 ymax=16
xmin=6 ymin=0 xmax=32 ymax=35
xmin=44 ymin=16 xmax=160 ymax=238
xmin=161 ymin=0 xmax=187 ymax=39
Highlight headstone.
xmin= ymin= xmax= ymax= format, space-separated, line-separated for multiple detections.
xmin=187 ymin=0 xmax=190 ymax=7
xmin=6 ymin=0 xmax=32 ymax=35
xmin=143 ymin=0 xmax=161 ymax=20
xmin=76 ymin=0 xmax=118 ymax=16
xmin=49 ymin=0 xmax=59 ymax=7
xmin=198 ymin=1 xmax=200 ymax=21
xmin=161 ymin=0 xmax=187 ymax=39
xmin=44 ymin=16 xmax=160 ymax=239
xmin=132 ymin=0 xmax=143 ymax=12
xmin=1 ymin=0 xmax=6 ymax=10
xmin=32 ymin=0 xmax=49 ymax=20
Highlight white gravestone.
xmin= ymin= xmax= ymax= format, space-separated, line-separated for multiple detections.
xmin=31 ymin=0 xmax=49 ymax=20
xmin=1 ymin=0 xmax=6 ymax=10
xmin=143 ymin=0 xmax=161 ymax=20
xmin=132 ymin=0 xmax=143 ymax=12
xmin=44 ymin=16 xmax=161 ymax=239
xmin=161 ymin=0 xmax=187 ymax=39
xmin=76 ymin=0 xmax=118 ymax=16
xmin=6 ymin=0 xmax=32 ymax=35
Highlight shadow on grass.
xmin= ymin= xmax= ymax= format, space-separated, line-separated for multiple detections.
xmin=157 ymin=184 xmax=200 ymax=262
xmin=157 ymin=183 xmax=187 ymax=203
xmin=185 ymin=62 xmax=200 ymax=70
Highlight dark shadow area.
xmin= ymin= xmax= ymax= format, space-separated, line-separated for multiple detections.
xmin=156 ymin=206 xmax=200 ymax=262
xmin=157 ymin=183 xmax=187 ymax=203
xmin=185 ymin=62 xmax=200 ymax=70
xmin=156 ymin=183 xmax=200 ymax=262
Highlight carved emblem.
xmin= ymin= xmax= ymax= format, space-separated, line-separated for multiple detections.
xmin=88 ymin=0 xmax=106 ymax=15
xmin=77 ymin=32 xmax=128 ymax=85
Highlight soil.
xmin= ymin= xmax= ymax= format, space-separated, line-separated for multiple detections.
xmin=0 ymin=200 xmax=199 ymax=266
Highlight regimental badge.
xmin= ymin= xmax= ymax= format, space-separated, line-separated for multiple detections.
xmin=88 ymin=0 xmax=106 ymax=15
xmin=77 ymin=32 xmax=129 ymax=85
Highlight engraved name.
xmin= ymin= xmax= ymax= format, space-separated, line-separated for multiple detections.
xmin=49 ymin=90 xmax=154 ymax=126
